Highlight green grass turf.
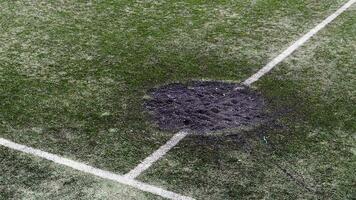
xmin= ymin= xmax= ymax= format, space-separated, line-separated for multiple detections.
xmin=0 ymin=0 xmax=355 ymax=199
xmin=0 ymin=147 xmax=163 ymax=200
xmin=140 ymin=6 xmax=356 ymax=200
xmin=0 ymin=0 xmax=346 ymax=173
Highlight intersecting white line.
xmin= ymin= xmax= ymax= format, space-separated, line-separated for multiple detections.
xmin=243 ymin=0 xmax=356 ymax=86
xmin=125 ymin=131 xmax=189 ymax=179
xmin=0 ymin=138 xmax=194 ymax=200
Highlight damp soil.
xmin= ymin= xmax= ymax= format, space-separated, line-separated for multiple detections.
xmin=144 ymin=81 xmax=266 ymax=132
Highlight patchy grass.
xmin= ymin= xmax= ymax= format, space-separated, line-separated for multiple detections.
xmin=0 ymin=147 xmax=163 ymax=200
xmin=0 ymin=0 xmax=354 ymax=199
xmin=140 ymin=6 xmax=356 ymax=200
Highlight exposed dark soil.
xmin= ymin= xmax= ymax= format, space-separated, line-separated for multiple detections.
xmin=144 ymin=81 xmax=266 ymax=132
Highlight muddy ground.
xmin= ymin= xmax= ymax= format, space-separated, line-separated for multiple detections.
xmin=145 ymin=81 xmax=266 ymax=132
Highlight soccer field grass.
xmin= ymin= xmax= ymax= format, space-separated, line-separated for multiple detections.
xmin=1 ymin=1 xmax=355 ymax=199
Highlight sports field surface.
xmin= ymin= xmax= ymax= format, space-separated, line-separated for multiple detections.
xmin=1 ymin=0 xmax=355 ymax=199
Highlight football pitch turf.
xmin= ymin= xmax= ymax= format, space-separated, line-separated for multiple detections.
xmin=0 ymin=0 xmax=355 ymax=199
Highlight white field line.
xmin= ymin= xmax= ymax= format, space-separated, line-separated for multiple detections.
xmin=243 ymin=0 xmax=356 ymax=86
xmin=0 ymin=138 xmax=194 ymax=200
xmin=125 ymin=131 xmax=189 ymax=179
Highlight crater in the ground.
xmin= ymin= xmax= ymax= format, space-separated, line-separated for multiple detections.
xmin=144 ymin=81 xmax=266 ymax=132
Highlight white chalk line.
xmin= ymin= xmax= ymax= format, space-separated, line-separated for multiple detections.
xmin=0 ymin=138 xmax=194 ymax=200
xmin=243 ymin=0 xmax=356 ymax=86
xmin=125 ymin=131 xmax=189 ymax=179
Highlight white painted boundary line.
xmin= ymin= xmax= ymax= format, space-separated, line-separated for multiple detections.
xmin=125 ymin=131 xmax=189 ymax=179
xmin=0 ymin=138 xmax=194 ymax=200
xmin=243 ymin=0 xmax=356 ymax=86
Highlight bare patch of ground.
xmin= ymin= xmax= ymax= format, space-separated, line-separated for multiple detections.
xmin=145 ymin=81 xmax=265 ymax=132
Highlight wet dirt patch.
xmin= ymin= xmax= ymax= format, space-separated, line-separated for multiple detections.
xmin=144 ymin=81 xmax=266 ymax=133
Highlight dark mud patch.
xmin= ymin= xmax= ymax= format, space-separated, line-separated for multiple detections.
xmin=144 ymin=81 xmax=266 ymax=133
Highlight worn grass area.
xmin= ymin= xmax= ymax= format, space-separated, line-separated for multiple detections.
xmin=0 ymin=0 xmax=354 ymax=199
xmin=140 ymin=6 xmax=356 ymax=200
xmin=0 ymin=147 xmax=162 ymax=200
xmin=0 ymin=0 xmax=345 ymax=173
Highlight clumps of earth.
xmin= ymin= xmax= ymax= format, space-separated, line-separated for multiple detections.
xmin=144 ymin=81 xmax=266 ymax=132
